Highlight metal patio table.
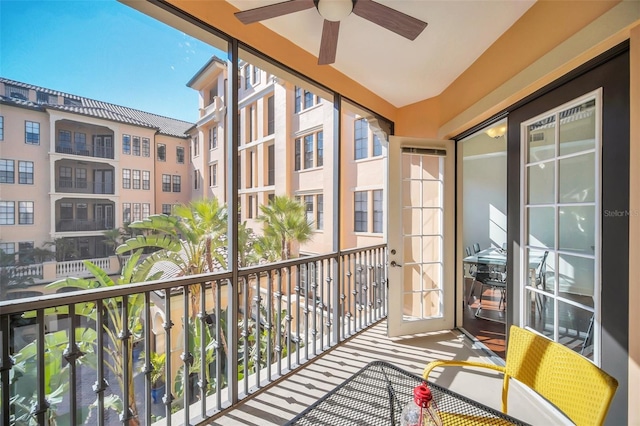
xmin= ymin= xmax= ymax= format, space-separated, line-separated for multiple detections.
xmin=286 ymin=360 xmax=530 ymax=425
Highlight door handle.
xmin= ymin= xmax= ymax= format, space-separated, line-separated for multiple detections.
xmin=390 ymin=261 xmax=402 ymax=267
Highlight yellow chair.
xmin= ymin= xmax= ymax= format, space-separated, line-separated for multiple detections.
xmin=423 ymin=326 xmax=618 ymax=426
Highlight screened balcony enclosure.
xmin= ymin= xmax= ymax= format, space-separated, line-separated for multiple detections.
xmin=1 ymin=0 xmax=637 ymax=425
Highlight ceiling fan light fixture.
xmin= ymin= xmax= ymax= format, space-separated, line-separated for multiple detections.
xmin=486 ymin=124 xmax=507 ymax=139
xmin=316 ymin=0 xmax=353 ymax=22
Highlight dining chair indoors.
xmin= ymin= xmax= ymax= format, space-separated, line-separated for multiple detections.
xmin=423 ymin=325 xmax=618 ymax=426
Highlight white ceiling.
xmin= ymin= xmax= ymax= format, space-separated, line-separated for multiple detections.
xmin=228 ymin=0 xmax=536 ymax=107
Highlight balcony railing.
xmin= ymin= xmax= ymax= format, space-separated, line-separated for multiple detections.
xmin=0 ymin=244 xmax=387 ymax=425
xmin=55 ymin=179 xmax=115 ymax=194
xmin=55 ymin=143 xmax=114 ymax=159
xmin=55 ymin=219 xmax=115 ymax=232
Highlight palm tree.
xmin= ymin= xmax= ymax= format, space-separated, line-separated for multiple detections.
xmin=256 ymin=195 xmax=314 ymax=260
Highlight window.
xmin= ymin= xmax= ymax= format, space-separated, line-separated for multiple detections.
xmin=0 ymin=116 xmax=3 ymax=140
xmin=142 ymin=203 xmax=150 ymax=219
xmin=244 ymin=65 xmax=251 ymax=88
xmin=59 ymin=166 xmax=72 ymax=188
xmin=132 ymin=136 xmax=141 ymax=156
xmin=162 ymin=204 xmax=172 ymax=215
xmin=18 ymin=161 xmax=33 ymax=184
xmin=317 ymin=131 xmax=324 ymax=167
xmin=25 ymin=121 xmax=39 ymax=144
xmin=0 ymin=201 xmax=15 ymax=225
xmin=76 ymin=203 xmax=88 ymax=220
xmin=208 ymin=85 xmax=218 ymax=104
xmin=294 ymin=87 xmax=302 ymax=113
xmin=0 ymin=242 xmax=14 ymax=255
xmin=304 ymin=90 xmax=314 ymax=109
xmin=19 ymin=201 xmax=34 ymax=224
xmin=6 ymin=85 xmax=28 ymax=100
xmin=142 ymin=138 xmax=150 ymax=157
xmin=75 ymin=132 xmax=87 ymax=153
xmin=194 ymin=170 xmax=199 ymax=190
xmin=157 ymin=143 xmax=166 ymax=161
xmin=304 ymin=135 xmax=313 ymax=169
xmin=354 ymin=119 xmax=368 ymax=160
xmin=172 ymin=175 xmax=181 ymax=192
xmin=305 ymin=195 xmax=313 ymax=224
xmin=317 ymin=194 xmax=324 ymax=230
xmin=123 ymin=203 xmax=131 ymax=223
xmin=76 ymin=168 xmax=87 ymax=188
xmin=162 ymin=174 xmax=171 ymax=192
xmin=373 ymin=189 xmax=383 ymax=233
xmin=294 ymin=138 xmax=301 ymax=171
xmin=267 ymin=96 xmax=274 ymax=135
xmin=248 ymin=151 xmax=254 ymax=188
xmin=132 ymin=170 xmax=141 ymax=189
xmin=354 ymin=191 xmax=368 ymax=232
xmin=133 ymin=203 xmax=141 ymax=222
xmin=0 ymin=159 xmax=14 ymax=183
xmin=268 ymin=145 xmax=275 ymax=185
xmin=248 ymin=105 xmax=255 ymax=141
xmin=212 ymin=164 xmax=218 ymax=186
xmin=122 ymin=134 xmax=131 ymax=154
xmin=60 ymin=202 xmax=73 ymax=220
xmin=177 ymin=146 xmax=185 ymax=163
xmin=192 ymin=137 xmax=199 ymax=157
xmin=252 ymin=64 xmax=259 ymax=84
xmin=58 ymin=130 xmax=72 ymax=151
xmin=142 ymin=171 xmax=150 ymax=190
xmin=122 ymin=169 xmax=131 ymax=189
xmin=373 ymin=134 xmax=382 ymax=157
xmin=209 ymin=127 xmax=217 ymax=150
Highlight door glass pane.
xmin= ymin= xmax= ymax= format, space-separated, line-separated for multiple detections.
xmin=559 ymin=99 xmax=596 ymax=156
xmin=558 ymin=300 xmax=594 ymax=360
xmin=525 ymin=289 xmax=553 ymax=338
xmin=526 ymin=248 xmax=553 ymax=293
xmin=527 ymin=161 xmax=555 ymax=204
xmin=559 ymin=153 xmax=595 ymax=203
xmin=558 ymin=254 xmax=595 ymax=299
xmin=527 ymin=115 xmax=555 ymax=163
xmin=558 ymin=206 xmax=594 ymax=254
xmin=402 ymin=152 xmax=443 ymax=320
xmin=527 ymin=206 xmax=554 ymax=248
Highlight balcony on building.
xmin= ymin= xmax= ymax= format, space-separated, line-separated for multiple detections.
xmin=54 ymin=159 xmax=115 ymax=195
xmin=54 ymin=199 xmax=116 ymax=233
xmin=54 ymin=120 xmax=115 ymax=160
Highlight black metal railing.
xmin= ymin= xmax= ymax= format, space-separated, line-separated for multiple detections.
xmin=0 ymin=244 xmax=387 ymax=426
xmin=55 ymin=219 xmax=115 ymax=232
xmin=55 ymin=179 xmax=115 ymax=194
xmin=55 ymin=144 xmax=114 ymax=159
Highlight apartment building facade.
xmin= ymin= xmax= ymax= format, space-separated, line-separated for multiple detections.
xmin=187 ymin=57 xmax=386 ymax=256
xmin=0 ymin=78 xmax=193 ymax=265
xmin=0 ymin=61 xmax=385 ymax=288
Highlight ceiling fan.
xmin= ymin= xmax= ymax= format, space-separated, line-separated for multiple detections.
xmin=234 ymin=0 xmax=427 ymax=65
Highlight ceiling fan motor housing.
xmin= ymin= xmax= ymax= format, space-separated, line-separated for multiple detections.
xmin=314 ymin=0 xmax=355 ymax=22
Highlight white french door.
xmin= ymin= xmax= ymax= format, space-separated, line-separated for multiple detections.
xmin=387 ymin=137 xmax=455 ymax=337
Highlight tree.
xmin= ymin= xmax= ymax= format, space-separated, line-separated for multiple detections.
xmin=0 ymin=244 xmax=53 ymax=300
xmin=102 ymin=227 xmax=130 ymax=271
xmin=45 ymin=238 xmax=79 ymax=262
xmin=256 ymin=195 xmax=314 ymax=260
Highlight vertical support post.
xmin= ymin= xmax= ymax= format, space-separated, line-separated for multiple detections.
xmin=226 ymin=37 xmax=240 ymax=406
xmin=94 ymin=299 xmax=107 ymax=426
xmin=163 ymin=290 xmax=174 ymax=425
xmin=34 ymin=309 xmax=49 ymax=425
xmin=181 ymin=286 xmax=191 ymax=425
xmin=331 ymin=93 xmax=342 ymax=345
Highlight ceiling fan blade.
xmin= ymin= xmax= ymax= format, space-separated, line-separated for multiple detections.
xmin=352 ymin=0 xmax=427 ymax=41
xmin=318 ymin=20 xmax=340 ymax=65
xmin=235 ymin=0 xmax=315 ymax=24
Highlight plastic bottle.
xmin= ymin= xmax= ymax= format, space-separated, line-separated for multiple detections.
xmin=400 ymin=383 xmax=443 ymax=426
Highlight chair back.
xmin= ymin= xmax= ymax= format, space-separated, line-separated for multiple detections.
xmin=504 ymin=326 xmax=618 ymax=426
xmin=472 ymin=243 xmax=481 ymax=254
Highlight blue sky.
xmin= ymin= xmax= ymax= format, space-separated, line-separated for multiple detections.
xmin=1 ymin=0 xmax=224 ymax=123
